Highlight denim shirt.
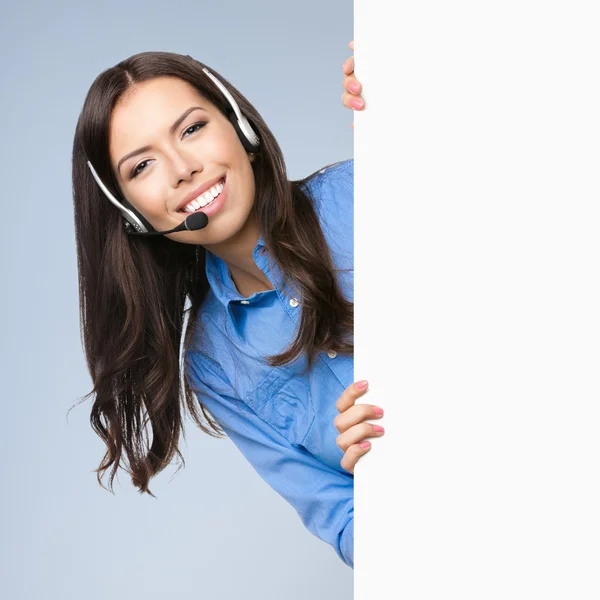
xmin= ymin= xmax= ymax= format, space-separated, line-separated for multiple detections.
xmin=184 ymin=159 xmax=355 ymax=568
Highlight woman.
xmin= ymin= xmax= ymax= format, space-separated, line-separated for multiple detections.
xmin=71 ymin=41 xmax=383 ymax=569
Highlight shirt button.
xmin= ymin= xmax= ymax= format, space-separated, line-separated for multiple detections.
xmin=327 ymin=350 xmax=337 ymax=359
xmin=289 ymin=298 xmax=299 ymax=308
xmin=240 ymin=300 xmax=250 ymax=305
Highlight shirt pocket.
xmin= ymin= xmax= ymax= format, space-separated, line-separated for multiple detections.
xmin=244 ymin=368 xmax=316 ymax=447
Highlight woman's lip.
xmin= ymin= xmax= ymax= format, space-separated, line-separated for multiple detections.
xmin=177 ymin=176 xmax=228 ymax=219
xmin=177 ymin=175 xmax=226 ymax=211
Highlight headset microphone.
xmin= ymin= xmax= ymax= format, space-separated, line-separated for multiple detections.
xmin=127 ymin=210 xmax=208 ymax=236
xmin=86 ymin=159 xmax=210 ymax=236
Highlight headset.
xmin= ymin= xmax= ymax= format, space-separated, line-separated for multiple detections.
xmin=86 ymin=66 xmax=261 ymax=236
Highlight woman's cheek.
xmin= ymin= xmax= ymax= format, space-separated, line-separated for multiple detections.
xmin=131 ymin=189 xmax=166 ymax=222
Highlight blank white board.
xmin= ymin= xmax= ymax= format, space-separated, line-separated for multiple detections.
xmin=353 ymin=2 xmax=600 ymax=597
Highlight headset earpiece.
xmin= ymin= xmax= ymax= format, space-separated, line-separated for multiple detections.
xmin=228 ymin=112 xmax=259 ymax=153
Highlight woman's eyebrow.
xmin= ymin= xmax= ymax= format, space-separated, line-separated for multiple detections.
xmin=116 ymin=106 xmax=207 ymax=174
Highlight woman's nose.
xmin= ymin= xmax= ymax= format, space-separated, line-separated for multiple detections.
xmin=171 ymin=153 xmax=202 ymax=185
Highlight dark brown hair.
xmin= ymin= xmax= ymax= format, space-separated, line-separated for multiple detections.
xmin=71 ymin=51 xmax=353 ymax=496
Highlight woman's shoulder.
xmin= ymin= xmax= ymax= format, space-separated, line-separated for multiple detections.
xmin=299 ymin=158 xmax=354 ymax=217
xmin=301 ymin=158 xmax=354 ymax=193
xmin=317 ymin=157 xmax=354 ymax=176
xmin=296 ymin=159 xmax=354 ymax=274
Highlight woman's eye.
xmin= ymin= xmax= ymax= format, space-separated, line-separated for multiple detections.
xmin=183 ymin=122 xmax=207 ymax=137
xmin=131 ymin=160 xmax=151 ymax=178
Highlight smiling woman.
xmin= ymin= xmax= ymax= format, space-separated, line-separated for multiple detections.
xmin=71 ymin=49 xmax=368 ymax=569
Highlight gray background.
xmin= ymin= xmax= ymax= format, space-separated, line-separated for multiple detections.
xmin=0 ymin=1 xmax=353 ymax=598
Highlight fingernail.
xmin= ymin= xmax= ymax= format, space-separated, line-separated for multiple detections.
xmin=351 ymin=99 xmax=364 ymax=109
xmin=355 ymin=380 xmax=368 ymax=390
xmin=348 ymin=82 xmax=359 ymax=93
xmin=360 ymin=441 xmax=371 ymax=449
xmin=373 ymin=425 xmax=385 ymax=433
xmin=373 ymin=406 xmax=384 ymax=415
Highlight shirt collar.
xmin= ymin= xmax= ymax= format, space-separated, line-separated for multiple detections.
xmin=204 ymin=234 xmax=270 ymax=308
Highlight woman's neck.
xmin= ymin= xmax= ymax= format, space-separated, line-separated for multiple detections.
xmin=228 ymin=264 xmax=274 ymax=298
xmin=203 ymin=212 xmax=274 ymax=298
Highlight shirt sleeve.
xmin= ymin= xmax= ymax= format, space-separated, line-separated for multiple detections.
xmin=185 ymin=356 xmax=354 ymax=568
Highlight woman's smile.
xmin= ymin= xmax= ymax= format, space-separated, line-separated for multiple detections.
xmin=177 ymin=174 xmax=228 ymax=218
xmin=177 ymin=175 xmax=227 ymax=214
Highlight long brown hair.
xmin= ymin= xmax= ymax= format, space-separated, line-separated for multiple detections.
xmin=71 ymin=51 xmax=353 ymax=496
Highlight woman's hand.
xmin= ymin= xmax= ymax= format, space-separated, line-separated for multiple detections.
xmin=341 ymin=40 xmax=364 ymax=128
xmin=334 ymin=380 xmax=384 ymax=474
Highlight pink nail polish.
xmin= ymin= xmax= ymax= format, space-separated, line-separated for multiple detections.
xmin=373 ymin=425 xmax=384 ymax=433
xmin=360 ymin=441 xmax=371 ymax=449
xmin=355 ymin=380 xmax=368 ymax=390
xmin=348 ymin=83 xmax=359 ymax=93
xmin=373 ymin=407 xmax=383 ymax=415
xmin=351 ymin=99 xmax=364 ymax=109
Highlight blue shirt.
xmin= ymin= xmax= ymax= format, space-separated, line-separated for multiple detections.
xmin=184 ymin=158 xmax=355 ymax=568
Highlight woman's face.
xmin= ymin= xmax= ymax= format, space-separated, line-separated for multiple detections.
xmin=109 ymin=75 xmax=257 ymax=247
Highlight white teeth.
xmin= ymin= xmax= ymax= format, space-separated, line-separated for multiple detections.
xmin=182 ymin=179 xmax=225 ymax=212
xmin=199 ymin=190 xmax=213 ymax=207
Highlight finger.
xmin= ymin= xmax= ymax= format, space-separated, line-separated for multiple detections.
xmin=342 ymin=55 xmax=354 ymax=76
xmin=341 ymin=90 xmax=365 ymax=111
xmin=341 ymin=441 xmax=370 ymax=474
xmin=335 ymin=380 xmax=369 ymax=414
xmin=336 ymin=421 xmax=384 ymax=452
xmin=343 ymin=74 xmax=362 ymax=95
xmin=349 ymin=40 xmax=354 ymax=51
xmin=333 ymin=402 xmax=383 ymax=434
